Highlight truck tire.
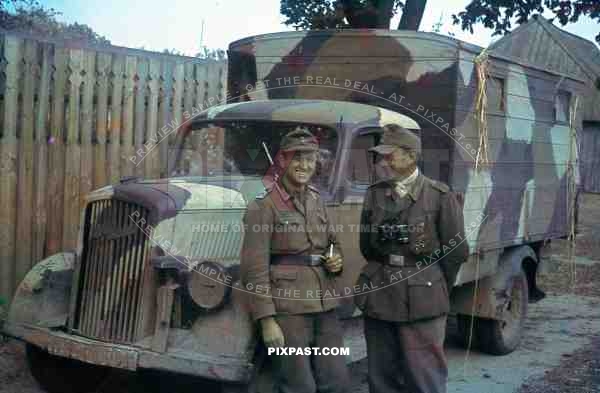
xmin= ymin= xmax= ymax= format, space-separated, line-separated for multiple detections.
xmin=26 ymin=344 xmax=108 ymax=393
xmin=455 ymin=314 xmax=479 ymax=349
xmin=477 ymin=267 xmax=529 ymax=355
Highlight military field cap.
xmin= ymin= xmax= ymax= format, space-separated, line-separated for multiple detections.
xmin=280 ymin=127 xmax=319 ymax=152
xmin=369 ymin=124 xmax=421 ymax=155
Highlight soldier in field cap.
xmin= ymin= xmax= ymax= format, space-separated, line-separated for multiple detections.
xmin=357 ymin=123 xmax=468 ymax=393
xmin=241 ymin=127 xmax=350 ymax=393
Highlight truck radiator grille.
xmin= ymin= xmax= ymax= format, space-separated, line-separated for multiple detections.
xmin=74 ymin=199 xmax=151 ymax=344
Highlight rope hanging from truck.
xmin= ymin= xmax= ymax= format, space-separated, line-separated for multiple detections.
xmin=474 ymin=49 xmax=490 ymax=171
xmin=567 ymin=95 xmax=579 ymax=290
xmin=462 ymin=247 xmax=481 ymax=378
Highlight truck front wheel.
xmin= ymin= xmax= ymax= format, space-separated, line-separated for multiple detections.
xmin=26 ymin=344 xmax=109 ymax=393
xmin=476 ymin=267 xmax=529 ymax=355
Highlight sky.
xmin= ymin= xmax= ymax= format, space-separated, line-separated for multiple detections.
xmin=41 ymin=0 xmax=599 ymax=55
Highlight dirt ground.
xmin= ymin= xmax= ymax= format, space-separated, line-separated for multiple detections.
xmin=1 ymin=193 xmax=600 ymax=393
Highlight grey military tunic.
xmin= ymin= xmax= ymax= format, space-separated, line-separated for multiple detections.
xmin=356 ymin=173 xmax=468 ymax=322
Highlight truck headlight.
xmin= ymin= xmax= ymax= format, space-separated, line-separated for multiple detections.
xmin=186 ymin=261 xmax=231 ymax=311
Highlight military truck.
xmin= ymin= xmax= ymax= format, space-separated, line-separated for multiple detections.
xmin=3 ymin=30 xmax=580 ymax=393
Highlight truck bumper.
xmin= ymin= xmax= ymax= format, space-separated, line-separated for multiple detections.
xmin=3 ymin=322 xmax=255 ymax=383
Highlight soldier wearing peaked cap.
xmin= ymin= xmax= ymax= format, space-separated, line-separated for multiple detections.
xmin=357 ymin=123 xmax=468 ymax=393
xmin=240 ymin=128 xmax=350 ymax=393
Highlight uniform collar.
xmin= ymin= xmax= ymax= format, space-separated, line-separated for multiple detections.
xmin=383 ymin=171 xmax=424 ymax=202
xmin=281 ymin=177 xmax=306 ymax=202
xmin=406 ymin=172 xmax=424 ymax=201
xmin=396 ymin=167 xmax=419 ymax=188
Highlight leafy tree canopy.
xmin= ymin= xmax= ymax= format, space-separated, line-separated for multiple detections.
xmin=280 ymin=0 xmax=427 ymax=30
xmin=281 ymin=0 xmax=599 ymax=44
xmin=452 ymin=0 xmax=600 ymax=44
xmin=0 ymin=0 xmax=110 ymax=45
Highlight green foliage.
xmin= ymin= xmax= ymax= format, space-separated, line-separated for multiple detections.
xmin=281 ymin=0 xmax=343 ymax=29
xmin=281 ymin=0 xmax=406 ymax=29
xmin=0 ymin=0 xmax=110 ymax=45
xmin=195 ymin=45 xmax=227 ymax=60
xmin=452 ymin=0 xmax=600 ymax=44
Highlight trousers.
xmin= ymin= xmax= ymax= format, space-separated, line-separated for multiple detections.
xmin=364 ymin=315 xmax=448 ymax=393
xmin=272 ymin=310 xmax=350 ymax=393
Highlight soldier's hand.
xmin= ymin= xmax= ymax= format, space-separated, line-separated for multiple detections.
xmin=321 ymin=253 xmax=343 ymax=273
xmin=260 ymin=317 xmax=285 ymax=348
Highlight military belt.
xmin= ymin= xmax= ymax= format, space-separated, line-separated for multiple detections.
xmin=271 ymin=254 xmax=323 ymax=267
xmin=382 ymin=254 xmax=421 ymax=267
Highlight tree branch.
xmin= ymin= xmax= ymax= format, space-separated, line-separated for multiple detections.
xmin=398 ymin=0 xmax=427 ymax=30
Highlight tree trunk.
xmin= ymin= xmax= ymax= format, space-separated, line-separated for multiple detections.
xmin=340 ymin=0 xmax=394 ymax=28
xmin=375 ymin=0 xmax=396 ymax=28
xmin=398 ymin=0 xmax=427 ymax=30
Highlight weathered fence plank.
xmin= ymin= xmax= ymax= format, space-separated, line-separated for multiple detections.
xmin=0 ymin=35 xmax=21 ymax=299
xmin=171 ymin=62 xmax=185 ymax=146
xmin=94 ymin=53 xmax=111 ymax=189
xmin=133 ymin=58 xmax=148 ymax=178
xmin=63 ymin=49 xmax=84 ymax=250
xmin=46 ymin=46 xmax=68 ymax=255
xmin=15 ymin=39 xmax=36 ymax=283
xmin=80 ymin=50 xmax=96 ymax=212
xmin=145 ymin=58 xmax=160 ymax=179
xmin=121 ymin=56 xmax=137 ymax=177
xmin=108 ymin=55 xmax=124 ymax=184
xmin=184 ymin=61 xmax=196 ymax=120
xmin=195 ymin=63 xmax=208 ymax=109
xmin=158 ymin=60 xmax=174 ymax=178
xmin=32 ymin=43 xmax=51 ymax=264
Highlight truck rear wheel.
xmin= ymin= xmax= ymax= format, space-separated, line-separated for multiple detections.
xmin=455 ymin=313 xmax=479 ymax=349
xmin=477 ymin=267 xmax=529 ymax=355
xmin=26 ymin=344 xmax=109 ymax=393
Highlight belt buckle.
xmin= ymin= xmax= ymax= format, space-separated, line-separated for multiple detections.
xmin=388 ymin=254 xmax=405 ymax=267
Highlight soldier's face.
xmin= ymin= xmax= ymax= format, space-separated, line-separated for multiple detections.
xmin=384 ymin=147 xmax=416 ymax=173
xmin=283 ymin=151 xmax=318 ymax=187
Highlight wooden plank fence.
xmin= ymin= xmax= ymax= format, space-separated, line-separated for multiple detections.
xmin=0 ymin=31 xmax=227 ymax=300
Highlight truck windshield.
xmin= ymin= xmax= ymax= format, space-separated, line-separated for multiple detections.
xmin=169 ymin=120 xmax=338 ymax=190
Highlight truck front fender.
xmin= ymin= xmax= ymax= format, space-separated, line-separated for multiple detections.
xmin=7 ymin=252 xmax=75 ymax=328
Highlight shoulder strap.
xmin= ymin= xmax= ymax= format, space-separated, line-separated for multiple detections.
xmin=427 ymin=178 xmax=450 ymax=193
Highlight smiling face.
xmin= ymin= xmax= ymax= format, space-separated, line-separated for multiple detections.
xmin=282 ymin=150 xmax=318 ymax=188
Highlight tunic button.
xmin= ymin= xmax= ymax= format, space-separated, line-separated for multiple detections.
xmin=427 ymin=281 xmax=432 ymax=287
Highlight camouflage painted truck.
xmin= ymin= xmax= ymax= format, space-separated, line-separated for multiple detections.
xmin=3 ymin=30 xmax=581 ymax=393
